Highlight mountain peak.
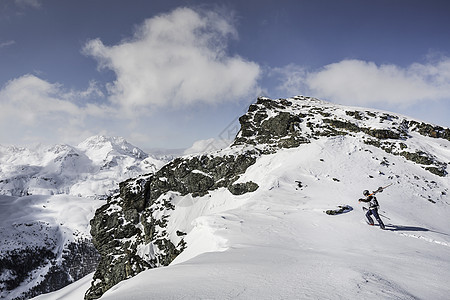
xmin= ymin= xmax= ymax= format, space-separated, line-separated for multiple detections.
xmin=233 ymin=96 xmax=448 ymax=176
xmin=0 ymin=135 xmax=162 ymax=199
xmin=77 ymin=135 xmax=148 ymax=162
xmin=84 ymin=95 xmax=449 ymax=299
xmin=79 ymin=135 xmax=126 ymax=145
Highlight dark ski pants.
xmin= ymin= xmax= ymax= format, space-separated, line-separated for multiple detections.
xmin=366 ymin=208 xmax=385 ymax=229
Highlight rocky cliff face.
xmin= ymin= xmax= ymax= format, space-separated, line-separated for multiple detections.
xmin=85 ymin=96 xmax=449 ymax=299
xmin=85 ymin=150 xmax=260 ymax=299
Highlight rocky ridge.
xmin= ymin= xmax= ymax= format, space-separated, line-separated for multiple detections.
xmin=85 ymin=96 xmax=449 ymax=299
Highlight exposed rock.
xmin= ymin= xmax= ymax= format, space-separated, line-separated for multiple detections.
xmin=409 ymin=121 xmax=450 ymax=141
xmin=234 ymin=98 xmax=310 ymax=151
xmin=86 ymin=95 xmax=449 ymax=300
xmin=0 ymin=239 xmax=100 ymax=300
xmin=228 ymin=181 xmax=259 ymax=195
xmin=85 ymin=151 xmax=260 ymax=299
xmin=325 ymin=205 xmax=353 ymax=215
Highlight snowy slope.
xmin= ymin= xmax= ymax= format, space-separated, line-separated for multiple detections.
xmin=35 ymin=141 xmax=450 ymax=299
xmin=0 ymin=194 xmax=103 ymax=300
xmin=0 ymin=136 xmax=166 ymax=300
xmin=0 ymin=136 xmax=165 ymax=198
xmin=36 ymin=96 xmax=450 ymax=299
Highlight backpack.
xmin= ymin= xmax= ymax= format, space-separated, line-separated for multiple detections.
xmin=370 ymin=196 xmax=379 ymax=209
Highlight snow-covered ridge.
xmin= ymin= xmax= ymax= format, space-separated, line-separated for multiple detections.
xmin=79 ymin=96 xmax=449 ymax=300
xmin=235 ymin=95 xmax=449 ymax=176
xmin=77 ymin=135 xmax=147 ymax=163
xmin=0 ymin=135 xmax=165 ymax=198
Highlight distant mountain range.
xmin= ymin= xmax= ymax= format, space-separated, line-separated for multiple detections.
xmin=0 ymin=135 xmax=166 ymax=199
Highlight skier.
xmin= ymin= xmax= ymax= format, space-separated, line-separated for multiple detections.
xmin=359 ymin=189 xmax=385 ymax=229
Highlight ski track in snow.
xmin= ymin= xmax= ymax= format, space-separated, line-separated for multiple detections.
xmin=397 ymin=232 xmax=450 ymax=248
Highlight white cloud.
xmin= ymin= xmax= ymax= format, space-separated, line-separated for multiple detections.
xmin=14 ymin=0 xmax=41 ymax=9
xmin=306 ymin=59 xmax=450 ymax=106
xmin=0 ymin=74 xmax=114 ymax=145
xmin=183 ymin=137 xmax=232 ymax=155
xmin=274 ymin=58 xmax=450 ymax=107
xmin=0 ymin=40 xmax=15 ymax=49
xmin=269 ymin=63 xmax=307 ymax=97
xmin=0 ymin=75 xmax=80 ymax=124
xmin=0 ymin=75 xmax=110 ymax=121
xmin=83 ymin=7 xmax=261 ymax=111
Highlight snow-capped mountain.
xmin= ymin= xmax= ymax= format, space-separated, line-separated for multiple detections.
xmin=35 ymin=96 xmax=449 ymax=300
xmin=0 ymin=136 xmax=166 ymax=300
xmin=0 ymin=135 xmax=165 ymax=199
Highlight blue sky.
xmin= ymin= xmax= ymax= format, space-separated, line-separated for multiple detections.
xmin=1 ymin=0 xmax=449 ymax=151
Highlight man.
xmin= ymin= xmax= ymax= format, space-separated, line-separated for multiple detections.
xmin=359 ymin=190 xmax=385 ymax=229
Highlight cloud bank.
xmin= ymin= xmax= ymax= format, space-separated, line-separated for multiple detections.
xmin=83 ymin=7 xmax=261 ymax=110
xmin=274 ymin=58 xmax=450 ymax=108
xmin=0 ymin=74 xmax=110 ymax=144
xmin=183 ymin=137 xmax=232 ymax=155
xmin=0 ymin=74 xmax=106 ymax=123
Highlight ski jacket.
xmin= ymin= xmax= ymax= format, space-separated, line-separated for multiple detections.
xmin=360 ymin=195 xmax=379 ymax=210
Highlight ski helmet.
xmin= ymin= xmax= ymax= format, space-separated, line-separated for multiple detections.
xmin=363 ymin=190 xmax=370 ymax=196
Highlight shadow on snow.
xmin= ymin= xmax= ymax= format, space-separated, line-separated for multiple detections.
xmin=385 ymin=225 xmax=430 ymax=232
xmin=386 ymin=224 xmax=450 ymax=236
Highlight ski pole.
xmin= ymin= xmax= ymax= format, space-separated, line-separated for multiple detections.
xmin=362 ymin=207 xmax=391 ymax=220
xmin=378 ymin=212 xmax=391 ymax=220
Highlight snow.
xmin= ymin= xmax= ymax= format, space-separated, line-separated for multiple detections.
xmin=33 ymin=273 xmax=94 ymax=300
xmin=0 ymin=135 xmax=165 ymax=198
xmin=0 ymin=194 xmax=102 ymax=253
xmin=33 ymin=132 xmax=450 ymax=299
xmin=0 ymin=193 xmax=104 ymax=299
xmin=0 ymin=135 xmax=169 ymax=299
